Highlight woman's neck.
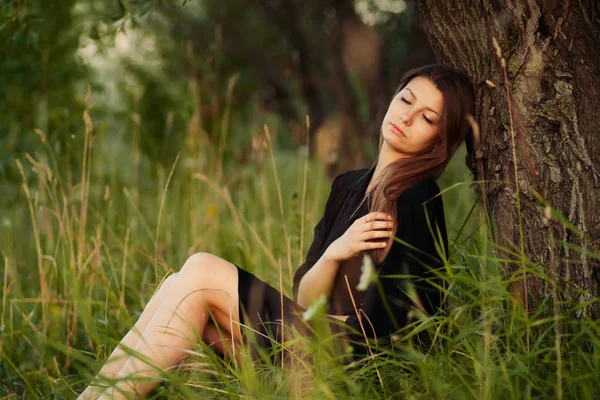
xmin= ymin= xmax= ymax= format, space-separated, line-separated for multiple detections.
xmin=366 ymin=142 xmax=407 ymax=194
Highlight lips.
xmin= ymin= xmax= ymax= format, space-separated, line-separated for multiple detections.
xmin=390 ymin=123 xmax=406 ymax=138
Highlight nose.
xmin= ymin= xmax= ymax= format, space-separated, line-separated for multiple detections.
xmin=401 ymin=110 xmax=415 ymax=125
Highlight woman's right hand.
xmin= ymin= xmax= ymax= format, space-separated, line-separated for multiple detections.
xmin=324 ymin=212 xmax=394 ymax=263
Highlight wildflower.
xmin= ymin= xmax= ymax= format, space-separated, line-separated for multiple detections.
xmin=356 ymin=254 xmax=377 ymax=291
xmin=302 ymin=294 xmax=327 ymax=322
xmin=207 ymin=204 xmax=218 ymax=218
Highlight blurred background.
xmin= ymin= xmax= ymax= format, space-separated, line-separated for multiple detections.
xmin=1 ymin=0 xmax=441 ymax=195
xmin=0 ymin=1 xmax=477 ymax=394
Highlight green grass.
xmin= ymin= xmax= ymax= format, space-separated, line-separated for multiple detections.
xmin=1 ymin=108 xmax=599 ymax=399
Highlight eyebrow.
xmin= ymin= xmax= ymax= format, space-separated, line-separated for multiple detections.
xmin=405 ymin=88 xmax=440 ymax=115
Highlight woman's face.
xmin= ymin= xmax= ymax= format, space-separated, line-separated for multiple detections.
xmin=381 ymin=76 xmax=444 ymax=157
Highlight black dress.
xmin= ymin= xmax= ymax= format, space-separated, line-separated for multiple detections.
xmin=235 ymin=165 xmax=448 ymax=360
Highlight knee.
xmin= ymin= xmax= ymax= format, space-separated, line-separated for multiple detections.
xmin=179 ymin=252 xmax=219 ymax=282
xmin=159 ymin=272 xmax=179 ymax=290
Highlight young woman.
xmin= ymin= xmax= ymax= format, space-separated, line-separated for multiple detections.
xmin=79 ymin=63 xmax=476 ymax=399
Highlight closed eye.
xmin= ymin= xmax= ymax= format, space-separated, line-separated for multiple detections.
xmin=402 ymin=97 xmax=434 ymax=124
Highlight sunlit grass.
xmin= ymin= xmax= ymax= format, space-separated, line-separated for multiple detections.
xmin=1 ymin=102 xmax=599 ymax=399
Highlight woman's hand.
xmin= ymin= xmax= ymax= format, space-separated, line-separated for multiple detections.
xmin=324 ymin=212 xmax=394 ymax=263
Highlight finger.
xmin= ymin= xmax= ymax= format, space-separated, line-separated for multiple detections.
xmin=363 ymin=212 xmax=393 ymax=222
xmin=359 ymin=220 xmax=394 ymax=232
xmin=358 ymin=230 xmax=394 ymax=242
xmin=361 ymin=241 xmax=388 ymax=250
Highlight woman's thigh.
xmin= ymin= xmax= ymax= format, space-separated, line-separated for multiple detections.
xmin=175 ymin=252 xmax=243 ymax=342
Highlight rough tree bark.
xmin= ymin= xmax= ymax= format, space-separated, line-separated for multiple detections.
xmin=416 ymin=0 xmax=600 ymax=318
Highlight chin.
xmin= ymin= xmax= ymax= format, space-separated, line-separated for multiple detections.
xmin=382 ymin=129 xmax=403 ymax=147
xmin=381 ymin=137 xmax=407 ymax=156
xmin=382 ymin=128 xmax=397 ymax=143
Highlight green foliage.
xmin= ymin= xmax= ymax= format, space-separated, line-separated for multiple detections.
xmin=0 ymin=0 xmax=85 ymax=206
xmin=0 ymin=0 xmax=183 ymax=209
xmin=2 ymin=2 xmax=599 ymax=399
xmin=1 ymin=110 xmax=599 ymax=398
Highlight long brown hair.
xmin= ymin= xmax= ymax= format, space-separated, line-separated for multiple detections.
xmin=368 ymin=64 xmax=476 ymax=263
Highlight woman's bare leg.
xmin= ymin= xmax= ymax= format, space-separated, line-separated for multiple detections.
xmin=78 ymin=273 xmax=181 ymax=399
xmin=202 ymin=320 xmax=242 ymax=364
xmin=96 ymin=252 xmax=243 ymax=399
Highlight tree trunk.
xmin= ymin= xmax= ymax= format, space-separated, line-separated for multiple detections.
xmin=416 ymin=0 xmax=600 ymax=318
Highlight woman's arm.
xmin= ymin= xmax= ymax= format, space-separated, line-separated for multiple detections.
xmin=344 ymin=182 xmax=447 ymax=339
xmin=296 ymin=211 xmax=393 ymax=308
xmin=292 ymin=174 xmax=344 ymax=304
xmin=328 ymin=314 xmax=351 ymax=321
xmin=295 ymin=252 xmax=341 ymax=308
xmin=292 ymin=170 xmax=393 ymax=309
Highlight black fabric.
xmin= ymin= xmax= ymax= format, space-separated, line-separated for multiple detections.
xmin=236 ymin=265 xmax=348 ymax=361
xmin=236 ymin=265 xmax=305 ymax=348
xmin=291 ymin=166 xmax=448 ymax=339
xmin=236 ymin=166 xmax=448 ymax=359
